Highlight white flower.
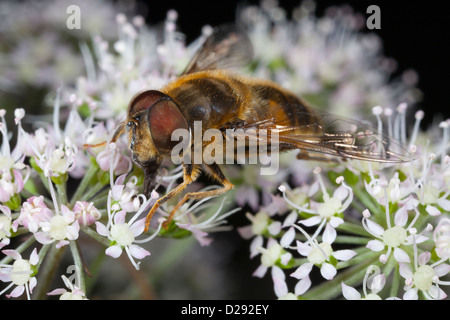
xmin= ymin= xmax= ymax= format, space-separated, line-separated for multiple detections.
xmin=47 ymin=276 xmax=88 ymax=300
xmin=252 ymin=237 xmax=293 ymax=278
xmin=0 ymin=205 xmax=12 ymax=249
xmin=14 ymin=196 xmax=53 ymax=233
xmin=35 ymin=205 xmax=80 ymax=248
xmin=290 ymin=223 xmax=356 ymax=281
xmin=399 ymin=251 xmax=450 ymax=300
xmin=0 ymin=248 xmax=39 ymax=299
xmin=362 ymin=206 xmax=426 ymax=264
xmin=96 ymin=210 xmax=151 ymax=270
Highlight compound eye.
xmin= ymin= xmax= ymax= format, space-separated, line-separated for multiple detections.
xmin=128 ymin=90 xmax=168 ymax=115
xmin=148 ymin=99 xmax=189 ymax=154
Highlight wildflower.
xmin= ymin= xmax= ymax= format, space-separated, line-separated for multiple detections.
xmin=47 ymin=276 xmax=88 ymax=300
xmin=433 ymin=217 xmax=450 ymax=259
xmin=280 ymin=170 xmax=352 ymax=237
xmin=252 ymin=237 xmax=294 ymax=278
xmin=399 ymin=250 xmax=450 ymax=300
xmin=95 ymin=209 xmax=151 ymax=270
xmin=35 ymin=205 xmax=80 ymax=248
xmin=0 ymin=248 xmax=39 ymax=299
xmin=14 ymin=196 xmax=53 ymax=233
xmin=290 ymin=223 xmax=357 ymax=281
xmin=73 ymin=201 xmax=101 ymax=227
xmin=0 ymin=205 xmax=12 ymax=248
xmin=172 ymin=196 xmax=240 ymax=246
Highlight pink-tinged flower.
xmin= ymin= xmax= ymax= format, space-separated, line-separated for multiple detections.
xmin=0 ymin=248 xmax=39 ymax=300
xmin=47 ymin=275 xmax=88 ymax=300
xmin=96 ymin=142 xmax=131 ymax=177
xmin=35 ymin=205 xmax=80 ymax=248
xmin=399 ymin=251 xmax=450 ymax=300
xmin=96 ymin=210 xmax=150 ymax=270
xmin=73 ymin=201 xmax=101 ymax=227
xmin=173 ymin=197 xmax=240 ymax=247
xmin=14 ymin=196 xmax=53 ymax=233
xmin=433 ymin=218 xmax=450 ymax=259
xmin=0 ymin=205 xmax=12 ymax=249
xmin=290 ymin=223 xmax=356 ymax=281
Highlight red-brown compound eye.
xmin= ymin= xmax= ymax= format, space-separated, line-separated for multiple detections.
xmin=128 ymin=90 xmax=168 ymax=115
xmin=148 ymin=99 xmax=189 ymax=154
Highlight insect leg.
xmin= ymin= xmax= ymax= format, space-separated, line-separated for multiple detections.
xmin=164 ymin=163 xmax=235 ymax=229
xmin=144 ymin=163 xmax=201 ymax=232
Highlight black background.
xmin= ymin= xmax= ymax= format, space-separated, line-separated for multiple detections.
xmin=137 ymin=0 xmax=450 ymax=125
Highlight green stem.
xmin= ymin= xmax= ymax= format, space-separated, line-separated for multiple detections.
xmin=79 ymin=182 xmax=107 ymax=203
xmin=69 ymin=241 xmax=86 ymax=292
xmin=337 ymin=221 xmax=369 ymax=237
xmin=353 ymin=185 xmax=382 ymax=216
xmin=69 ymin=164 xmax=99 ymax=206
xmin=334 ymin=235 xmax=372 ymax=245
xmin=82 ymin=226 xmax=110 ymax=246
xmin=32 ymin=245 xmax=67 ymax=300
xmin=56 ymin=181 xmax=68 ymax=206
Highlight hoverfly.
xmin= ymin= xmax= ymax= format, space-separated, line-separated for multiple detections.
xmin=101 ymin=25 xmax=412 ymax=232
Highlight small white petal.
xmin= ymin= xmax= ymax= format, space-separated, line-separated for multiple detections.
xmin=128 ymin=244 xmax=151 ymax=259
xmin=95 ymin=222 xmax=109 ymax=237
xmin=366 ymin=219 xmax=384 ymax=236
xmin=434 ymin=264 xmax=450 ymax=277
xmin=393 ymin=248 xmax=410 ymax=263
xmin=425 ymin=205 xmax=441 ymax=216
xmin=333 ymin=249 xmax=357 ymax=261
xmin=129 ymin=218 xmax=146 ymax=236
xmin=282 ymin=211 xmax=298 ymax=227
xmin=290 ymin=263 xmax=313 ymax=280
xmin=403 ymin=288 xmax=418 ymax=300
xmin=280 ymin=252 xmax=292 ymax=266
xmin=106 ymin=245 xmax=123 ymax=258
xmin=294 ymin=276 xmax=311 ymax=296
xmin=267 ymin=221 xmax=281 ymax=236
xmin=272 ymin=266 xmax=287 ymax=298
xmin=418 ymin=251 xmax=431 ymax=266
xmin=399 ymin=263 xmax=413 ymax=279
xmin=280 ymin=227 xmax=295 ymax=248
xmin=250 ymin=235 xmax=264 ymax=259
xmin=341 ymin=283 xmax=361 ymax=300
xmin=29 ymin=248 xmax=39 ymax=266
xmin=298 ymin=216 xmax=321 ymax=227
xmin=7 ymin=285 xmax=25 ymax=298
xmin=29 ymin=277 xmax=37 ymax=293
xmin=2 ymin=249 xmax=21 ymax=260
xmin=34 ymin=232 xmax=53 ymax=245
xmin=322 ymin=223 xmax=336 ymax=244
xmin=296 ymin=240 xmax=312 ymax=256
xmin=394 ymin=207 xmax=408 ymax=227
xmin=253 ymin=264 xmax=268 ymax=278
xmin=320 ymin=262 xmax=337 ymax=280
xmin=366 ymin=240 xmax=385 ymax=252
xmin=329 ymin=216 xmax=344 ymax=228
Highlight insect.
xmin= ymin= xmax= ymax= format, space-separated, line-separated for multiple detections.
xmin=99 ymin=25 xmax=412 ymax=232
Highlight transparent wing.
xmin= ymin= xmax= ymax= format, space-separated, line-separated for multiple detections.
xmin=182 ymin=24 xmax=253 ymax=75
xmin=227 ymin=108 xmax=413 ymax=163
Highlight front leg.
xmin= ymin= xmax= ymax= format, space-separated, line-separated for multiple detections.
xmin=144 ymin=163 xmax=201 ymax=232
xmin=164 ymin=163 xmax=235 ymax=229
